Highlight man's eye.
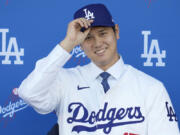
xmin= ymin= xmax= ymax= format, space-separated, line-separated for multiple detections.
xmin=85 ymin=36 xmax=92 ymax=40
xmin=100 ymin=32 xmax=106 ymax=36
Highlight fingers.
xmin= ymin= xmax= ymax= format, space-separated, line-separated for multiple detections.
xmin=80 ymin=18 xmax=88 ymax=28
xmin=76 ymin=19 xmax=84 ymax=28
xmin=74 ymin=18 xmax=94 ymax=29
xmin=83 ymin=28 xmax=91 ymax=36
xmin=64 ymin=18 xmax=93 ymax=47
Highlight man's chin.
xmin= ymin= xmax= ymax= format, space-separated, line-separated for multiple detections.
xmin=93 ymin=60 xmax=109 ymax=68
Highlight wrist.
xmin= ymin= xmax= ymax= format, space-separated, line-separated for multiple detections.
xmin=59 ymin=38 xmax=75 ymax=53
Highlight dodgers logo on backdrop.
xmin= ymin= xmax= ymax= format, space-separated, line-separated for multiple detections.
xmin=0 ymin=99 xmax=28 ymax=118
xmin=83 ymin=8 xmax=95 ymax=20
xmin=0 ymin=88 xmax=28 ymax=121
xmin=67 ymin=102 xmax=145 ymax=134
xmin=71 ymin=45 xmax=86 ymax=58
xmin=141 ymin=31 xmax=166 ymax=67
xmin=0 ymin=28 xmax=24 ymax=65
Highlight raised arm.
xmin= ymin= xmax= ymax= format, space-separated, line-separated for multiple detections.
xmin=18 ymin=18 xmax=93 ymax=114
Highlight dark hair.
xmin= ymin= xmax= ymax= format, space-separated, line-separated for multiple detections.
xmin=112 ymin=26 xmax=116 ymax=33
xmin=85 ymin=26 xmax=116 ymax=33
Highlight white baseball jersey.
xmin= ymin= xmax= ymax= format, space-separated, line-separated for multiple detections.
xmin=18 ymin=44 xmax=179 ymax=135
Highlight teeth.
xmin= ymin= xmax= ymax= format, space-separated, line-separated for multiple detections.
xmin=96 ymin=49 xmax=105 ymax=54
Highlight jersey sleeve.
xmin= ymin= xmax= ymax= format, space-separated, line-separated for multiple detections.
xmin=146 ymin=82 xmax=179 ymax=135
xmin=17 ymin=44 xmax=71 ymax=114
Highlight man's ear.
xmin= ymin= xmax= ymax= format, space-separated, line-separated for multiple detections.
xmin=115 ymin=24 xmax=120 ymax=39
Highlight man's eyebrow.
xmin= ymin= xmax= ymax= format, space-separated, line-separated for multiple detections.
xmin=97 ymin=29 xmax=106 ymax=33
xmin=87 ymin=33 xmax=91 ymax=36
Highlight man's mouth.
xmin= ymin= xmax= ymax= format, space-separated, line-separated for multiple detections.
xmin=95 ymin=47 xmax=107 ymax=55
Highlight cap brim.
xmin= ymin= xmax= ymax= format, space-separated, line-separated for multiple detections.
xmin=81 ymin=23 xmax=115 ymax=32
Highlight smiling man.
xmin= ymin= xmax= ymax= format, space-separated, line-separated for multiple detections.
xmin=18 ymin=3 xmax=179 ymax=135
xmin=81 ymin=26 xmax=120 ymax=71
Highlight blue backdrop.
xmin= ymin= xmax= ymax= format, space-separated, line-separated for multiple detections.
xmin=0 ymin=0 xmax=179 ymax=134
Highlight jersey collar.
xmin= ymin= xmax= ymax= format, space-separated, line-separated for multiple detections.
xmin=106 ymin=56 xmax=125 ymax=80
xmin=84 ymin=55 xmax=125 ymax=81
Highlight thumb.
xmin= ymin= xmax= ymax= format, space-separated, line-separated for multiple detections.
xmin=83 ymin=28 xmax=91 ymax=37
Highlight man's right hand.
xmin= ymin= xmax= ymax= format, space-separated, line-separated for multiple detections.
xmin=60 ymin=18 xmax=93 ymax=52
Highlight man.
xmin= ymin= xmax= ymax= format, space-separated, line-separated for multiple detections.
xmin=18 ymin=3 xmax=179 ymax=135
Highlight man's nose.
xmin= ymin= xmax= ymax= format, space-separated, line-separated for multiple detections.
xmin=94 ymin=37 xmax=103 ymax=48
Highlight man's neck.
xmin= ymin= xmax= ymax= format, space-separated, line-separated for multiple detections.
xmin=96 ymin=55 xmax=120 ymax=71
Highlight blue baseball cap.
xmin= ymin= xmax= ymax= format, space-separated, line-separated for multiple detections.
xmin=74 ymin=3 xmax=115 ymax=30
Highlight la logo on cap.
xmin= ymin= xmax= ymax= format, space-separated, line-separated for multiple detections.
xmin=83 ymin=8 xmax=95 ymax=20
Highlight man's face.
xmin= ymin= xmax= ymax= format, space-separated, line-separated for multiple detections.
xmin=81 ymin=24 xmax=120 ymax=70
